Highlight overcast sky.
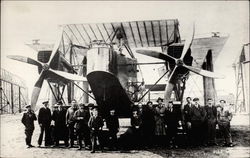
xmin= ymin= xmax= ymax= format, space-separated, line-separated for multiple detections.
xmin=1 ymin=1 xmax=249 ymax=102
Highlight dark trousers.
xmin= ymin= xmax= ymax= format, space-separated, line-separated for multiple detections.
xmin=184 ymin=122 xmax=192 ymax=146
xmin=68 ymin=123 xmax=75 ymax=146
xmin=219 ymin=122 xmax=232 ymax=144
xmin=25 ymin=129 xmax=34 ymax=146
xmin=191 ymin=121 xmax=203 ymax=146
xmin=108 ymin=130 xmax=118 ymax=148
xmin=76 ymin=127 xmax=91 ymax=148
xmin=91 ymin=130 xmax=102 ymax=152
xmin=206 ymin=120 xmax=217 ymax=144
xmin=141 ymin=126 xmax=154 ymax=147
xmin=38 ymin=124 xmax=51 ymax=146
xmin=167 ymin=124 xmax=177 ymax=145
xmin=54 ymin=126 xmax=69 ymax=146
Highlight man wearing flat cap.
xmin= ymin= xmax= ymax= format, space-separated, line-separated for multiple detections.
xmin=66 ymin=99 xmax=78 ymax=148
xmin=217 ymin=100 xmax=234 ymax=147
xmin=21 ymin=105 xmax=37 ymax=148
xmin=74 ymin=103 xmax=91 ymax=150
xmin=189 ymin=98 xmax=207 ymax=146
xmin=52 ymin=101 xmax=69 ymax=147
xmin=38 ymin=101 xmax=52 ymax=147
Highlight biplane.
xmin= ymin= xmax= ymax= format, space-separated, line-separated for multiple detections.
xmin=8 ymin=19 xmax=228 ymax=118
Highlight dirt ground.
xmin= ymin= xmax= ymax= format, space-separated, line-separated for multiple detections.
xmin=0 ymin=114 xmax=249 ymax=158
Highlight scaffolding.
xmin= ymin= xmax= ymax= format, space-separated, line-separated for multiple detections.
xmin=234 ymin=43 xmax=250 ymax=114
xmin=0 ymin=68 xmax=28 ymax=114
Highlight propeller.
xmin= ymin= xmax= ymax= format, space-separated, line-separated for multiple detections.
xmin=136 ymin=24 xmax=224 ymax=104
xmin=7 ymin=55 xmax=43 ymax=67
xmin=7 ymin=27 xmax=86 ymax=109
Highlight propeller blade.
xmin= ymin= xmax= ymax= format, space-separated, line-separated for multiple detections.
xmin=164 ymin=66 xmax=177 ymax=105
xmin=183 ymin=65 xmax=225 ymax=79
xmin=136 ymin=50 xmax=176 ymax=62
xmin=7 ymin=55 xmax=43 ymax=67
xmin=49 ymin=69 xmax=87 ymax=81
xmin=180 ymin=23 xmax=195 ymax=60
xmin=164 ymin=82 xmax=175 ymax=105
xmin=48 ymin=27 xmax=64 ymax=66
xmin=30 ymin=71 xmax=46 ymax=109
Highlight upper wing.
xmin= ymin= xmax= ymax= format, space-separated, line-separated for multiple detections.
xmin=62 ymin=19 xmax=181 ymax=48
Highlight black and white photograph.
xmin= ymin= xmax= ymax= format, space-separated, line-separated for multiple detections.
xmin=0 ymin=1 xmax=249 ymax=158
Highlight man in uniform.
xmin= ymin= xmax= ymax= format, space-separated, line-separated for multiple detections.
xmin=190 ymin=98 xmax=207 ymax=146
xmin=74 ymin=103 xmax=91 ymax=150
xmin=217 ymin=100 xmax=234 ymax=147
xmin=52 ymin=101 xmax=69 ymax=147
xmin=38 ymin=101 xmax=52 ymax=147
xmin=106 ymin=108 xmax=119 ymax=150
xmin=66 ymin=100 xmax=78 ymax=148
xmin=21 ymin=105 xmax=37 ymax=148
xmin=183 ymin=97 xmax=192 ymax=146
xmin=204 ymin=98 xmax=217 ymax=146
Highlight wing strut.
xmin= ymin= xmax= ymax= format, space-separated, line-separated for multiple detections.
xmin=73 ymin=82 xmax=96 ymax=100
xmin=138 ymin=70 xmax=169 ymax=102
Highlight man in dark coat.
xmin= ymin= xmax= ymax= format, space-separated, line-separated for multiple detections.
xmin=38 ymin=101 xmax=52 ymax=147
xmin=66 ymin=100 xmax=78 ymax=147
xmin=204 ymin=98 xmax=218 ymax=146
xmin=183 ymin=97 xmax=192 ymax=146
xmin=190 ymin=98 xmax=207 ymax=146
xmin=52 ymin=102 xmax=69 ymax=147
xmin=88 ymin=107 xmax=104 ymax=153
xmin=21 ymin=105 xmax=37 ymax=148
xmin=106 ymin=109 xmax=119 ymax=150
xmin=140 ymin=101 xmax=155 ymax=147
xmin=165 ymin=101 xmax=181 ymax=148
xmin=74 ymin=103 xmax=91 ymax=150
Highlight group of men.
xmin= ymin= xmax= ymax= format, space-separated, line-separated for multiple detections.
xmin=21 ymin=96 xmax=234 ymax=152
xmin=21 ymin=100 xmax=119 ymax=153
xmin=183 ymin=97 xmax=234 ymax=147
xmin=121 ymin=97 xmax=234 ymax=148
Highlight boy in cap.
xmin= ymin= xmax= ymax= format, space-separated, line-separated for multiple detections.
xmin=88 ymin=107 xmax=104 ymax=153
xmin=21 ymin=105 xmax=37 ymax=148
xmin=38 ymin=101 xmax=52 ymax=147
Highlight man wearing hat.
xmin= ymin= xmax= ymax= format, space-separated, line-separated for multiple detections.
xmin=165 ymin=101 xmax=181 ymax=148
xmin=66 ymin=100 xmax=78 ymax=147
xmin=88 ymin=107 xmax=104 ymax=153
xmin=106 ymin=108 xmax=119 ymax=150
xmin=154 ymin=97 xmax=167 ymax=144
xmin=21 ymin=105 xmax=37 ymax=148
xmin=189 ymin=98 xmax=207 ymax=146
xmin=74 ymin=103 xmax=91 ymax=150
xmin=183 ymin=97 xmax=192 ymax=146
xmin=217 ymin=100 xmax=234 ymax=147
xmin=204 ymin=98 xmax=218 ymax=146
xmin=52 ymin=101 xmax=69 ymax=147
xmin=38 ymin=101 xmax=52 ymax=147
